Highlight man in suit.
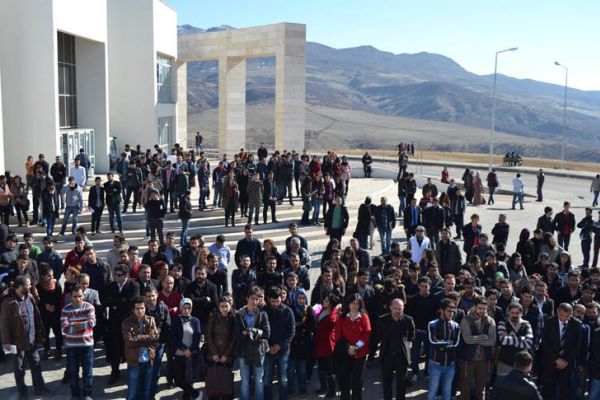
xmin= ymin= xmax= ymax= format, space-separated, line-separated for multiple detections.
xmin=161 ymin=161 xmax=177 ymax=213
xmin=403 ymin=197 xmax=421 ymax=238
xmin=541 ymin=302 xmax=582 ymax=400
xmin=103 ymin=264 xmax=140 ymax=383
xmin=88 ymin=176 xmax=105 ymax=234
xmin=263 ymin=171 xmax=278 ymax=224
xmin=378 ymin=298 xmax=415 ymax=400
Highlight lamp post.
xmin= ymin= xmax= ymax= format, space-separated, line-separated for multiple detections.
xmin=555 ymin=61 xmax=568 ymax=170
xmin=488 ymin=47 xmax=519 ymax=172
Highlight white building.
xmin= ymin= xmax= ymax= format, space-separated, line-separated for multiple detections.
xmin=0 ymin=0 xmax=177 ymax=175
xmin=107 ymin=0 xmax=178 ymax=156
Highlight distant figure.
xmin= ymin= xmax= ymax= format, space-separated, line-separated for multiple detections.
xmin=536 ymin=169 xmax=545 ymax=202
xmin=195 ymin=132 xmax=203 ymax=153
xmin=512 ymin=173 xmax=524 ymax=210
xmin=441 ymin=167 xmax=449 ymax=184
xmin=74 ymin=148 xmax=91 ymax=182
xmin=591 ymin=174 xmax=600 ymax=207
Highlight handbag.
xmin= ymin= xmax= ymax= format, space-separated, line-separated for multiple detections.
xmin=206 ymin=364 xmax=234 ymax=397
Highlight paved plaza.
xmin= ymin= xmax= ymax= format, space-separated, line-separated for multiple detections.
xmin=0 ymin=158 xmax=595 ymax=399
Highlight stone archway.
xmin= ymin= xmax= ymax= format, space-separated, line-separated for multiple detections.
xmin=177 ymin=22 xmax=306 ymax=153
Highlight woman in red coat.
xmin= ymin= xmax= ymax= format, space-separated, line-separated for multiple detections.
xmin=333 ymin=293 xmax=372 ymax=400
xmin=313 ymin=293 xmax=341 ymax=398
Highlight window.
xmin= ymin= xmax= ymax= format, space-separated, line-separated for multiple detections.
xmin=158 ymin=117 xmax=174 ymax=151
xmin=156 ymin=55 xmax=173 ymax=103
xmin=58 ymin=32 xmax=77 ymax=128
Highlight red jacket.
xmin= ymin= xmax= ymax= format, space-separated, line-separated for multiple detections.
xmin=64 ymin=249 xmax=87 ymax=272
xmin=333 ymin=312 xmax=371 ymax=359
xmin=314 ymin=307 xmax=339 ymax=358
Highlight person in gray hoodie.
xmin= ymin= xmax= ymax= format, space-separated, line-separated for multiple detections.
xmin=59 ymin=177 xmax=83 ymax=236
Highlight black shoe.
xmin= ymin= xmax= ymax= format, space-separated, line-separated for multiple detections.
xmin=107 ymin=373 xmax=120 ymax=385
xmin=33 ymin=387 xmax=54 ymax=396
xmin=273 ymin=219 xmax=279 ymax=223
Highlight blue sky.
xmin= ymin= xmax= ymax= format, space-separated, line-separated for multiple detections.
xmin=165 ymin=0 xmax=599 ymax=91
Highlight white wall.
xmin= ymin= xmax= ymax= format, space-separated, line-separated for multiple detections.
xmin=107 ymin=0 xmax=158 ymax=150
xmin=53 ymin=0 xmax=107 ymax=43
xmin=0 ymin=69 xmax=5 ymax=173
xmin=0 ymin=0 xmax=59 ymax=175
xmin=76 ymin=38 xmax=110 ymax=173
xmin=153 ymin=0 xmax=177 ymax=58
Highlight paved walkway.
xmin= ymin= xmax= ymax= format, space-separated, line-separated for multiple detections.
xmin=0 ymin=161 xmax=591 ymax=399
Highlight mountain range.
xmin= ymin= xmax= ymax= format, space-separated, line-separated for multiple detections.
xmin=179 ymin=24 xmax=600 ymax=161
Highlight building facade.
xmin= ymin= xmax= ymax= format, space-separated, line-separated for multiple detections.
xmin=0 ymin=0 xmax=177 ymax=175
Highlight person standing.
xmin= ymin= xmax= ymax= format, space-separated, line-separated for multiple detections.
xmin=205 ymin=296 xmax=236 ymax=400
xmin=59 ymin=177 xmax=84 ymax=236
xmin=361 ymin=152 xmax=372 ymax=178
xmin=263 ymin=287 xmax=295 ymax=400
xmin=104 ymin=173 xmax=123 ymax=234
xmin=426 ymin=298 xmax=461 ymax=400
xmin=577 ymin=207 xmax=595 ymax=268
xmin=195 ymin=132 xmax=204 ymax=153
xmin=75 ymin=148 xmax=91 ymax=183
xmin=123 ymin=161 xmax=143 ymax=213
xmin=591 ymin=174 xmax=600 ymax=207
xmin=541 ymin=303 xmax=582 ymax=400
xmin=121 ymin=296 xmax=159 ymax=400
xmin=375 ymin=196 xmax=396 ymax=255
xmin=378 ymin=298 xmax=415 ymax=400
xmin=0 ymin=175 xmax=15 ymax=226
xmin=222 ymin=176 xmax=239 ymax=227
xmin=247 ymin=172 xmax=263 ymax=225
xmin=178 ymin=190 xmax=192 ymax=245
xmin=41 ymin=182 xmax=60 ymax=237
xmin=333 ymin=293 xmax=371 ymax=400
xmin=496 ymin=303 xmax=534 ymax=376
xmin=1 ymin=276 xmax=53 ymax=398
xmin=459 ymin=297 xmax=496 ymax=400
xmin=423 ymin=197 xmax=444 ymax=249
xmin=69 ymin=158 xmax=87 ymax=189
xmin=403 ymin=197 xmax=421 ymax=238
xmin=324 ymin=196 xmax=349 ymax=242
xmin=451 ymin=188 xmax=466 ymax=240
xmin=51 ymin=156 xmax=67 ymax=209
xmin=493 ymin=351 xmax=542 ymax=399
xmin=536 ymin=169 xmax=545 ymax=202
xmin=511 ymin=173 xmax=524 ymax=210
xmin=486 ymin=169 xmax=499 ymax=205
xmin=235 ymin=286 xmax=271 ymax=400
xmin=105 ymin=264 xmax=141 ymax=384
xmin=145 ymin=192 xmax=166 ymax=245
xmin=144 ymin=286 xmax=171 ymax=399
xmin=88 ymin=176 xmax=105 ymax=235
xmin=263 ymin=171 xmax=278 ymax=224
xmin=552 ymin=201 xmax=576 ymax=251
xmin=61 ymin=285 xmax=96 ymax=400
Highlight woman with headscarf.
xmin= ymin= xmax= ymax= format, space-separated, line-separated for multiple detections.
xmin=472 ymin=171 xmax=486 ymax=206
xmin=169 ymin=298 xmax=202 ymax=400
xmin=287 ymin=289 xmax=316 ymax=396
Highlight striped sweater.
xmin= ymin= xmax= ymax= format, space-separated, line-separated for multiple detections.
xmin=60 ymin=301 xmax=96 ymax=347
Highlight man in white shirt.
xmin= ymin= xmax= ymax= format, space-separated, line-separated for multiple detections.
xmin=408 ymin=225 xmax=431 ymax=263
xmin=512 ymin=173 xmax=525 ymax=210
xmin=69 ymin=158 xmax=87 ymax=188
xmin=208 ymin=234 xmax=231 ymax=272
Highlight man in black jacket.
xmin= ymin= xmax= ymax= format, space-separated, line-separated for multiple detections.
xmin=50 ymin=155 xmax=67 ymax=209
xmin=541 ymin=302 xmax=582 ymax=400
xmin=263 ymin=287 xmax=295 ymax=400
xmin=536 ymin=206 xmax=554 ymax=234
xmin=577 ymin=207 xmax=595 ymax=268
xmin=88 ymin=176 xmax=105 ymax=234
xmin=378 ymin=298 xmax=415 ymax=400
xmin=104 ymin=264 xmax=140 ymax=383
xmin=324 ymin=196 xmax=349 ymax=242
xmin=423 ymin=198 xmax=444 ymax=249
xmin=235 ymin=225 xmax=262 ymax=267
xmin=183 ymin=265 xmax=218 ymax=327
xmin=103 ymin=173 xmax=123 ymax=234
xmin=263 ymin=171 xmax=278 ymax=223
xmin=435 ymin=228 xmax=462 ymax=276
xmin=493 ymin=351 xmax=542 ymax=400
xmin=375 ymin=196 xmax=396 ymax=255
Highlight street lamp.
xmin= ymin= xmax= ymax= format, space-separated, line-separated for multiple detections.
xmin=555 ymin=61 xmax=568 ymax=170
xmin=489 ymin=47 xmax=519 ymax=172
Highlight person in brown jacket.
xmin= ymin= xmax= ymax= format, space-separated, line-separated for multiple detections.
xmin=1 ymin=275 xmax=53 ymax=398
xmin=121 ymin=296 xmax=158 ymax=400
xmin=206 ymin=296 xmax=236 ymax=400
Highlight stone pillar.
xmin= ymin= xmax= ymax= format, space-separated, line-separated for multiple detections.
xmin=275 ymin=26 xmax=306 ymax=152
xmin=176 ymin=61 xmax=187 ymax=146
xmin=218 ymin=56 xmax=246 ymax=155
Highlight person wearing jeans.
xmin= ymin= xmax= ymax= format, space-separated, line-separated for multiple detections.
xmin=103 ymin=173 xmax=123 ymax=233
xmin=263 ymin=287 xmax=295 ymax=400
xmin=61 ymin=285 xmax=96 ymax=400
xmin=122 ymin=297 xmax=158 ymax=400
xmin=427 ymin=299 xmax=460 ymax=400
xmin=235 ymin=286 xmax=271 ymax=400
xmin=552 ymin=201 xmax=576 ymax=251
xmin=145 ymin=287 xmax=170 ymax=399
xmin=59 ymin=177 xmax=83 ymax=235
xmin=374 ymin=196 xmax=396 ymax=255
xmin=511 ymin=173 xmax=525 ymax=210
xmin=41 ymin=182 xmax=60 ymax=237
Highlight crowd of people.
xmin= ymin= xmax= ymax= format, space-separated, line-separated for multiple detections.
xmin=1 ymin=142 xmax=600 ymax=400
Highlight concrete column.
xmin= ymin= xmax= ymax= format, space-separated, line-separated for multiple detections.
xmin=176 ymin=61 xmax=187 ymax=146
xmin=275 ymin=27 xmax=306 ymax=152
xmin=218 ymin=57 xmax=246 ymax=155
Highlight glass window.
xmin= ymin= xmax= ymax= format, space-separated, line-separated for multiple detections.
xmin=156 ymin=55 xmax=173 ymax=103
xmin=58 ymin=32 xmax=77 ymax=128
xmin=158 ymin=117 xmax=174 ymax=151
